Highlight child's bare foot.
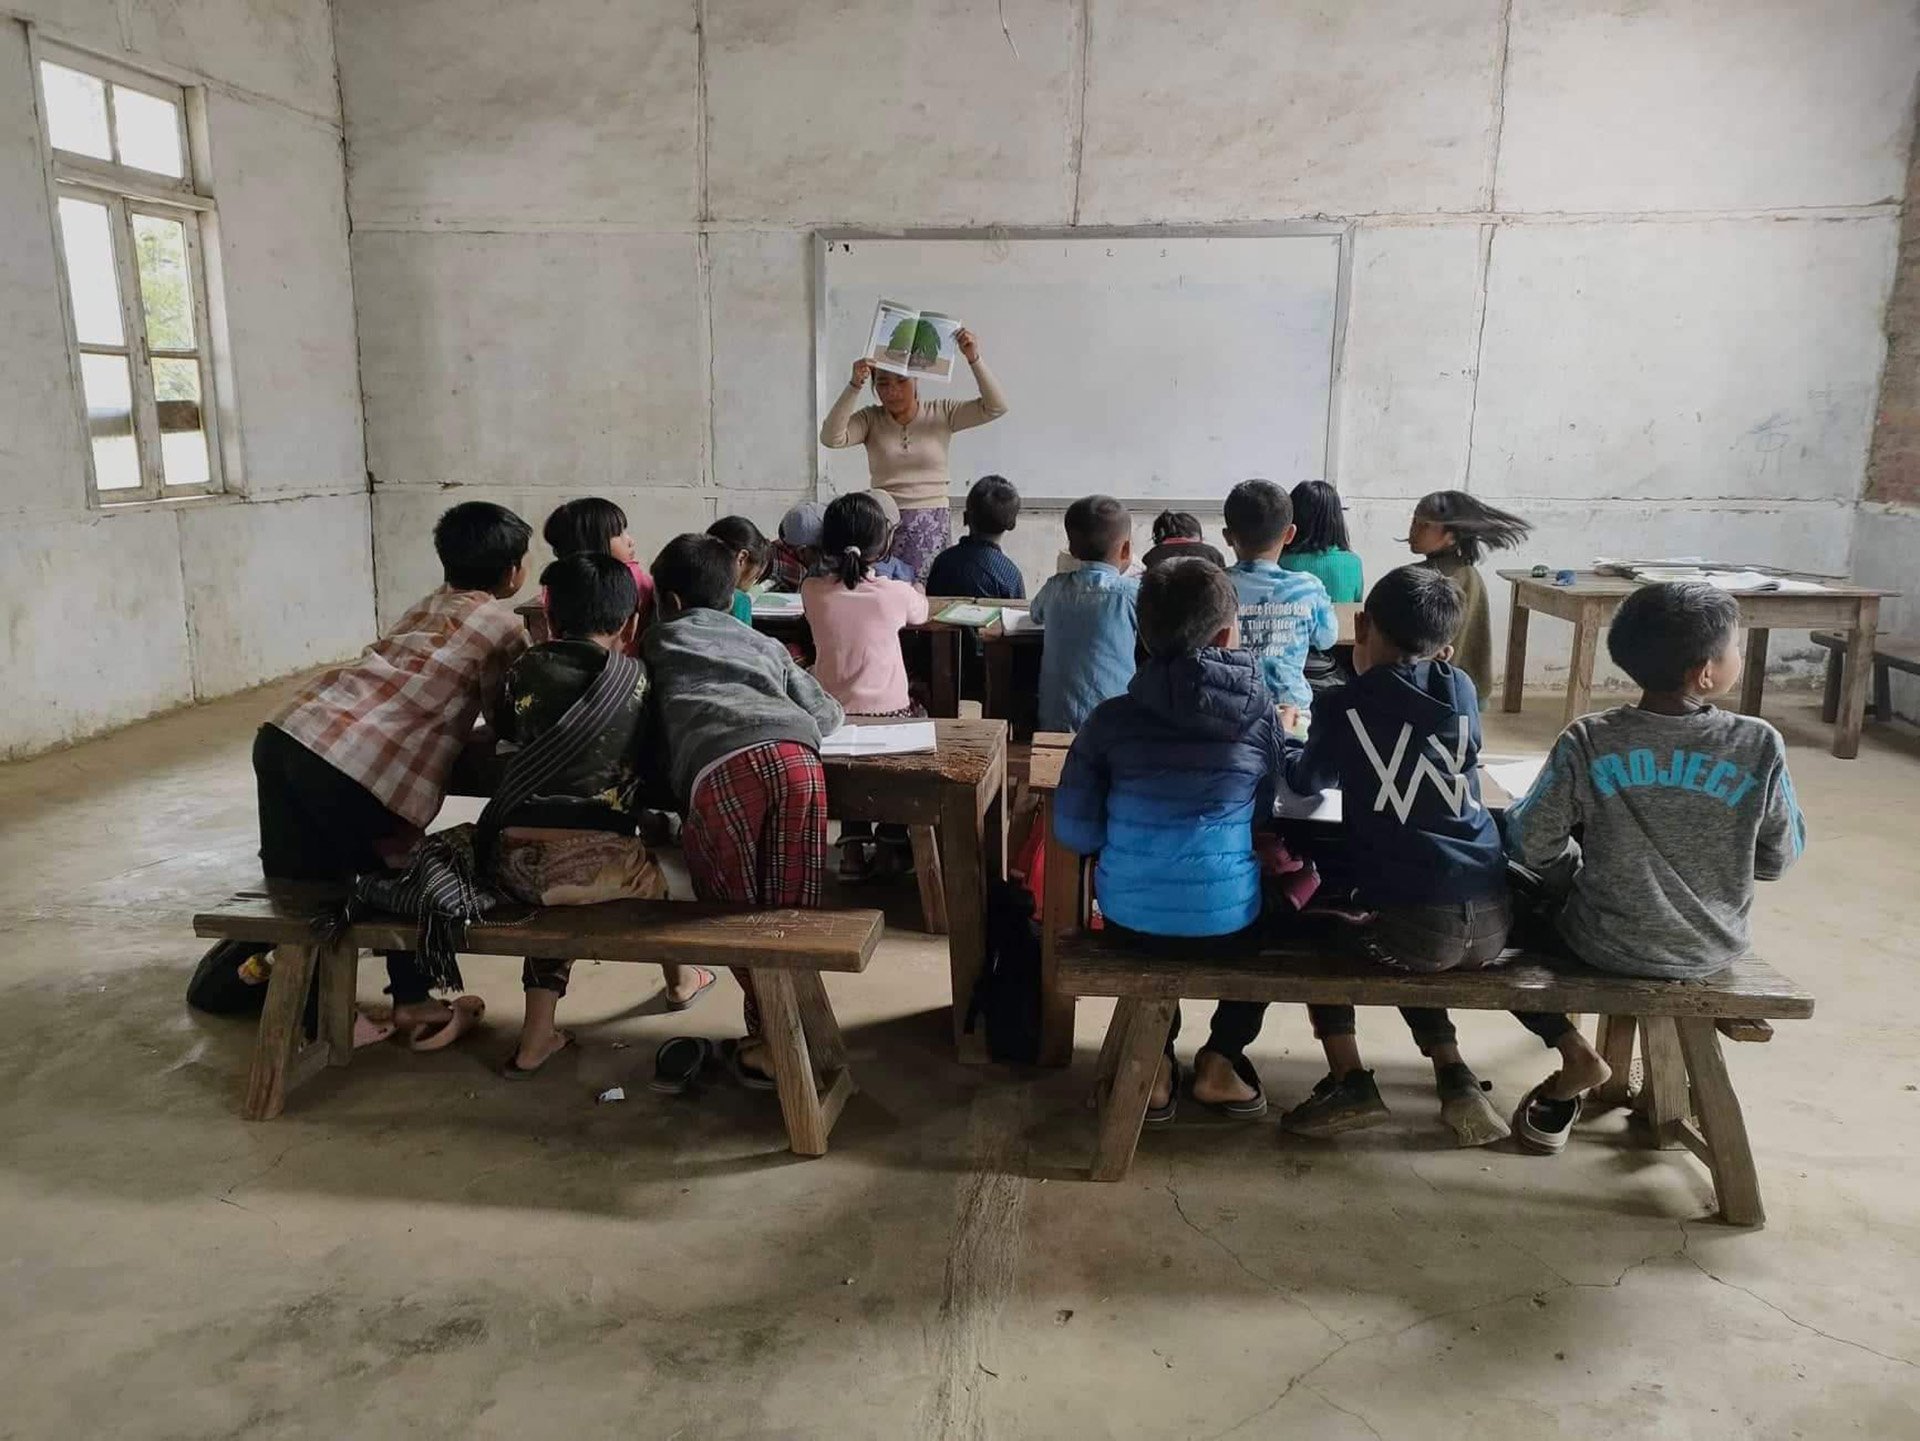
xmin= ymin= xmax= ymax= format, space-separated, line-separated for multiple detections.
xmin=1144 ymin=1053 xmax=1177 ymax=1126
xmin=733 ymin=1037 xmax=778 ymax=1089
xmin=1190 ymin=1047 xmax=1267 ymax=1119
xmin=1543 ymin=1039 xmax=1612 ymax=1101
xmin=511 ymin=1027 xmax=574 ymax=1074
xmin=664 ymin=966 xmax=716 ymax=1009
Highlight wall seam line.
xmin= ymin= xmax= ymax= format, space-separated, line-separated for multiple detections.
xmin=1068 ymin=0 xmax=1090 ymax=225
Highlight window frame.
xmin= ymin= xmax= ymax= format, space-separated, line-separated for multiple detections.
xmin=32 ymin=38 xmax=230 ymax=506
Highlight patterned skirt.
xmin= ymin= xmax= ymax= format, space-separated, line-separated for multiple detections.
xmin=889 ymin=504 xmax=953 ymax=581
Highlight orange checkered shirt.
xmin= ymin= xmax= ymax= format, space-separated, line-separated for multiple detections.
xmin=271 ymin=587 xmax=528 ymax=829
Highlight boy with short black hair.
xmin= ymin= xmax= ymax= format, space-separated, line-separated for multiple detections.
xmin=195 ymin=502 xmax=534 ymax=1047
xmin=1028 ymin=495 xmax=1140 ymax=732
xmin=643 ymin=533 xmax=846 ymax=1090
xmin=926 ymin=475 xmax=1025 ymax=600
xmin=1223 ymin=479 xmax=1337 ymax=731
xmin=1054 ymin=557 xmax=1285 ymax=1120
xmin=1504 ymin=580 xmax=1805 ymax=1152
xmin=1278 ymin=565 xmax=1607 ymax=1145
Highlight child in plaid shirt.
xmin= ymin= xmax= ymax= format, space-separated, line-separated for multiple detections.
xmin=644 ymin=533 xmax=845 ymax=1091
xmin=189 ymin=503 xmax=533 ymax=1048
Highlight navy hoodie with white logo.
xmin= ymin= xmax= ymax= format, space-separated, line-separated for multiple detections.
xmin=1283 ymin=660 xmax=1505 ymax=906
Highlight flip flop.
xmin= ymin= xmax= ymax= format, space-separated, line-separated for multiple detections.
xmin=650 ymin=1035 xmax=715 ymax=1095
xmin=1190 ymin=1050 xmax=1268 ymax=1120
xmin=500 ymin=1028 xmax=575 ymax=1081
xmin=1144 ymin=1051 xmax=1180 ymax=1128
xmin=724 ymin=1038 xmax=779 ymax=1092
xmin=352 ymin=1011 xmax=396 ymax=1049
xmin=403 ymin=995 xmax=486 ymax=1053
xmin=664 ymin=967 xmax=717 ymax=1013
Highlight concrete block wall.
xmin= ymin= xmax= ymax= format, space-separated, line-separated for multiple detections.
xmin=338 ymin=0 xmax=1917 ymax=702
xmin=0 ymin=3 xmax=370 ymax=758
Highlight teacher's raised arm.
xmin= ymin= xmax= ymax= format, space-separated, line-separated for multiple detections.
xmin=819 ymin=329 xmax=1009 ymax=581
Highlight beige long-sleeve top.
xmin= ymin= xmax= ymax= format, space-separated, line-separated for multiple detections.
xmin=818 ymin=359 xmax=1009 ymax=510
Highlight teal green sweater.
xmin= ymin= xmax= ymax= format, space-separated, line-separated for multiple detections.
xmin=1279 ymin=547 xmax=1364 ymax=604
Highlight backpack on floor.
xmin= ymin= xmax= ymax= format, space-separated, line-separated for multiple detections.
xmin=965 ymin=880 xmax=1044 ymax=1064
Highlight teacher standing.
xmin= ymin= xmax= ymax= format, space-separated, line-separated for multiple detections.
xmin=819 ymin=327 xmax=1009 ymax=580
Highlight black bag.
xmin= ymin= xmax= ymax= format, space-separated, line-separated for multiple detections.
xmin=965 ymin=880 xmax=1044 ymax=1064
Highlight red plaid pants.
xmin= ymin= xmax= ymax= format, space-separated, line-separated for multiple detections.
xmin=682 ymin=741 xmax=828 ymax=1035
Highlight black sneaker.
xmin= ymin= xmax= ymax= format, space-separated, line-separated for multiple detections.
xmin=1435 ymin=1062 xmax=1511 ymax=1147
xmin=1281 ymin=1069 xmax=1390 ymax=1138
xmin=1512 ymin=1081 xmax=1581 ymax=1155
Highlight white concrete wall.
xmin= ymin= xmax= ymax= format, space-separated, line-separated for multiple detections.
xmin=0 ymin=5 xmax=370 ymax=759
xmin=339 ymin=0 xmax=1916 ymax=694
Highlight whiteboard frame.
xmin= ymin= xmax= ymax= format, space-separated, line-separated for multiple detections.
xmin=812 ymin=224 xmax=1355 ymax=508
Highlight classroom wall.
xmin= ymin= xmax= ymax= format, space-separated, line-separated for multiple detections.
xmin=337 ymin=1 xmax=1914 ymax=694
xmin=0 ymin=3 xmax=370 ymax=759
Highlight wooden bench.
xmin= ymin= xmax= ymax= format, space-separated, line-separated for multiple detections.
xmin=194 ymin=881 xmax=885 ymax=1157
xmin=1813 ymin=630 xmax=1915 ymax=725
xmin=1062 ymin=933 xmax=1814 ymax=1226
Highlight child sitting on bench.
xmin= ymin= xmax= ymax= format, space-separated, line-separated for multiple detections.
xmin=1279 ymin=566 xmax=1607 ymax=1146
xmin=1504 ymin=581 xmax=1806 ymax=1153
xmin=644 ymin=534 xmax=846 ymax=1091
xmin=492 ymin=553 xmax=714 ymax=1077
xmin=1053 ymin=558 xmax=1287 ymax=1122
xmin=203 ymin=502 xmax=533 ymax=1049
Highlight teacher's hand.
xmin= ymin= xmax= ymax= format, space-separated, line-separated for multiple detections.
xmin=956 ymin=328 xmax=980 ymax=364
xmin=849 ymin=358 xmax=874 ymax=389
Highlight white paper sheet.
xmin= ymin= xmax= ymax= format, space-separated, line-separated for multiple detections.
xmin=1273 ymin=781 xmax=1341 ymax=822
xmin=1482 ymin=755 xmax=1548 ymax=799
xmin=819 ymin=721 xmax=938 ymax=757
xmin=1000 ymin=608 xmax=1043 ymax=634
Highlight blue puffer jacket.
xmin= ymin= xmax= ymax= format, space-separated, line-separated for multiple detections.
xmin=1052 ymin=648 xmax=1282 ymax=937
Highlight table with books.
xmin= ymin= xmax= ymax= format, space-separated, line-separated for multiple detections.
xmin=1496 ymin=568 xmax=1893 ymax=758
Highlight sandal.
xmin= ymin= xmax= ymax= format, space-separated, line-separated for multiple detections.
xmin=1190 ymin=1049 xmax=1268 ymax=1120
xmin=724 ymin=1038 xmax=779 ymax=1092
xmin=664 ymin=967 xmax=717 ymax=1013
xmin=650 ymin=1036 xmax=714 ymax=1095
xmin=500 ymin=1028 xmax=575 ymax=1080
xmin=403 ymin=995 xmax=486 ymax=1053
xmin=1144 ymin=1049 xmax=1179 ymax=1128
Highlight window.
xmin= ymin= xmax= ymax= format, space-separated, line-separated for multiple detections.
xmin=36 ymin=48 xmax=225 ymax=501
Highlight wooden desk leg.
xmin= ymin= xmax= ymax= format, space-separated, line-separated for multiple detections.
xmin=1502 ymin=584 xmax=1529 ymax=714
xmin=929 ymin=631 xmax=960 ymax=718
xmin=1834 ymin=598 xmax=1880 ymax=760
xmin=1037 ymin=803 xmax=1080 ymax=1068
xmin=1090 ymin=998 xmax=1177 ymax=1181
xmin=243 ymin=943 xmax=321 ymax=1121
xmin=1563 ymin=601 xmax=1601 ymax=728
xmin=1738 ymin=628 xmax=1769 ymax=717
xmin=1821 ymin=646 xmax=1843 ymax=723
xmin=908 ymin=825 xmax=949 ymax=935
xmin=941 ymin=786 xmax=992 ymax=1063
xmin=983 ymin=637 xmax=1012 ymax=721
xmin=1676 ymin=1018 xmax=1764 ymax=1227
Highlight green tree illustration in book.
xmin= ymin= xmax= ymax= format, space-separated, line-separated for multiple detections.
xmin=866 ymin=298 xmax=961 ymax=383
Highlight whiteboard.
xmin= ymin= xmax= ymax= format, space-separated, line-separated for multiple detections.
xmin=816 ymin=231 xmax=1346 ymax=505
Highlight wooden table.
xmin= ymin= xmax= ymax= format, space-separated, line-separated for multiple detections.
xmin=752 ymin=597 xmax=1016 ymax=720
xmin=1498 ymin=570 xmax=1893 ymax=759
xmin=825 ymin=718 xmax=1008 ymax=1063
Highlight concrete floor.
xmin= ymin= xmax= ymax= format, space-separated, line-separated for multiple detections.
xmin=1 ymin=685 xmax=1917 ymax=1440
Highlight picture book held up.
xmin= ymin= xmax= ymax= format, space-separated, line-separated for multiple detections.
xmin=864 ymin=299 xmax=962 ymax=383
